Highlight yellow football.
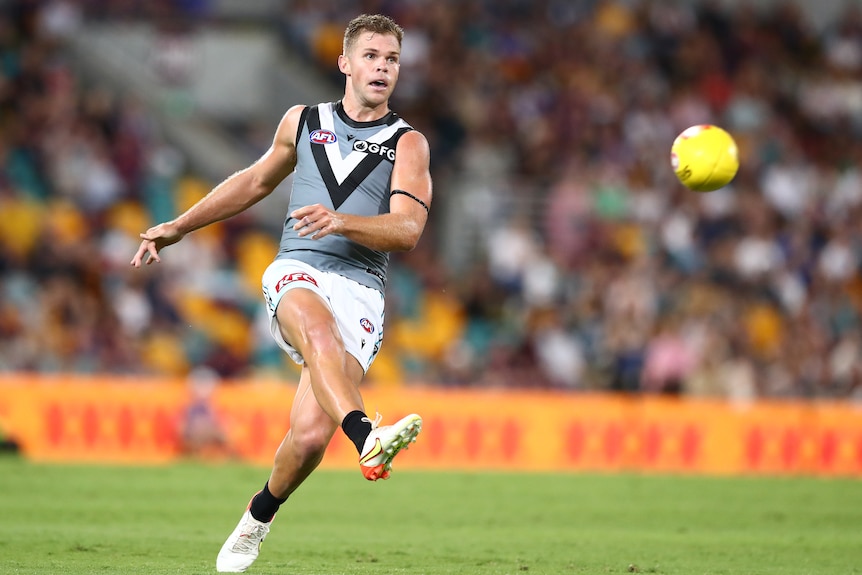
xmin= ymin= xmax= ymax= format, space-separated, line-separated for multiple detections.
xmin=670 ymin=124 xmax=739 ymax=192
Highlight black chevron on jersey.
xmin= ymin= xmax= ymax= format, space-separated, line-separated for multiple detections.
xmin=305 ymin=105 xmax=410 ymax=210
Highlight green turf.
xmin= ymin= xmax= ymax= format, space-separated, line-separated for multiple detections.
xmin=1 ymin=456 xmax=861 ymax=574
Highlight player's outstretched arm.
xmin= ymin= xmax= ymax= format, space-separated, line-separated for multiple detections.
xmin=291 ymin=130 xmax=432 ymax=251
xmin=130 ymin=106 xmax=304 ymax=267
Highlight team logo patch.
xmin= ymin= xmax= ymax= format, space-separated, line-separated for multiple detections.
xmin=275 ymin=272 xmax=319 ymax=293
xmin=309 ymin=129 xmax=337 ymax=144
xmin=359 ymin=318 xmax=375 ymax=334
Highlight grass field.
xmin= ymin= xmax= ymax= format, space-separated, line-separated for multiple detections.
xmin=1 ymin=455 xmax=861 ymax=575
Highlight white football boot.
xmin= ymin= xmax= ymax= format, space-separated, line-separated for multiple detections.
xmin=359 ymin=413 xmax=422 ymax=481
xmin=216 ymin=509 xmax=271 ymax=572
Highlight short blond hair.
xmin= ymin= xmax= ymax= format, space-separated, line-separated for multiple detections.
xmin=343 ymin=14 xmax=404 ymax=55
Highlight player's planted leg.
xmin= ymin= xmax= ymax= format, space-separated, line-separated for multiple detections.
xmin=216 ymin=508 xmax=271 ymax=573
xmin=217 ymin=373 xmax=336 ymax=572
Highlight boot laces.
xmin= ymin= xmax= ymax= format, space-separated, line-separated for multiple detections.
xmin=361 ymin=412 xmax=382 ymax=430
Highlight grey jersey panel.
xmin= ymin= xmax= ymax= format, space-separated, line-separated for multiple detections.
xmin=276 ymin=101 xmax=413 ymax=292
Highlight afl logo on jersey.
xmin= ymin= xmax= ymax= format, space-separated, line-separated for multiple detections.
xmin=359 ymin=318 xmax=375 ymax=334
xmin=309 ymin=129 xmax=337 ymax=144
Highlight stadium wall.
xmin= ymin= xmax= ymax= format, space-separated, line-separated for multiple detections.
xmin=1 ymin=375 xmax=861 ymax=477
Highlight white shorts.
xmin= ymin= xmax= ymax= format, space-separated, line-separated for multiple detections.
xmin=261 ymin=259 xmax=385 ymax=373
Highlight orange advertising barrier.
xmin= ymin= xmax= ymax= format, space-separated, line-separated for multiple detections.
xmin=1 ymin=375 xmax=861 ymax=476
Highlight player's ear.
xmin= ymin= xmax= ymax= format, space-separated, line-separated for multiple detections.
xmin=337 ymin=54 xmax=349 ymax=75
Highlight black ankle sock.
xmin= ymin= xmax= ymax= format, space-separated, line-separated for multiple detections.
xmin=341 ymin=410 xmax=372 ymax=453
xmin=248 ymin=482 xmax=287 ymax=523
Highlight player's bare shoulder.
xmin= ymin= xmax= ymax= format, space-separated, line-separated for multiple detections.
xmin=276 ymin=104 xmax=308 ymax=149
xmin=397 ymin=129 xmax=429 ymax=156
xmin=252 ymin=105 xmax=308 ymax=186
xmin=395 ymin=129 xmax=431 ymax=170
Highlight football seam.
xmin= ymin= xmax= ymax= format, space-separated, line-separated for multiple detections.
xmin=702 ymin=146 xmax=727 ymax=191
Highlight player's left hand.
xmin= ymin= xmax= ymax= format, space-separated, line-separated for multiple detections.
xmin=292 ymin=204 xmax=342 ymax=239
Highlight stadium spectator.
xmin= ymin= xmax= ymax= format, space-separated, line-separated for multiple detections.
xmin=2 ymin=0 xmax=861 ymax=401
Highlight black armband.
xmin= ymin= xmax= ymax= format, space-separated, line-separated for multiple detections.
xmin=390 ymin=189 xmax=430 ymax=214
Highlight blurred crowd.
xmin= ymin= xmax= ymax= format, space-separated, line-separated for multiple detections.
xmin=1 ymin=0 xmax=861 ymax=400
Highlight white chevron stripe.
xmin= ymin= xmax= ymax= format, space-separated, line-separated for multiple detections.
xmin=318 ymin=102 xmax=409 ymax=185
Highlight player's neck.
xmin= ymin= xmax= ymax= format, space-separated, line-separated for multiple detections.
xmin=340 ymin=96 xmax=390 ymax=123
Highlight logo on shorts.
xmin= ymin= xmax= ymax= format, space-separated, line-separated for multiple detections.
xmin=359 ymin=318 xmax=375 ymax=333
xmin=275 ymin=272 xmax=318 ymax=293
xmin=309 ymin=129 xmax=337 ymax=144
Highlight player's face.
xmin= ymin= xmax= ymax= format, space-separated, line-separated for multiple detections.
xmin=341 ymin=32 xmax=400 ymax=108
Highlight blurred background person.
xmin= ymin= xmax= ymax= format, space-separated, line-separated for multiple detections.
xmin=1 ymin=0 xmax=860 ymax=401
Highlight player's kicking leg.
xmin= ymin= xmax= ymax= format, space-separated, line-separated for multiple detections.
xmin=358 ymin=412 xmax=422 ymax=480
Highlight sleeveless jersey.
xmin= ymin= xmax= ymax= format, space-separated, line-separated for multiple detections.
xmin=275 ymin=101 xmax=413 ymax=293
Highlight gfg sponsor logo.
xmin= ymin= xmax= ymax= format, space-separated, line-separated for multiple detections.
xmin=353 ymin=140 xmax=395 ymax=161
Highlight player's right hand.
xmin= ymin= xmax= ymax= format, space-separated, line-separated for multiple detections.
xmin=130 ymin=222 xmax=185 ymax=267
